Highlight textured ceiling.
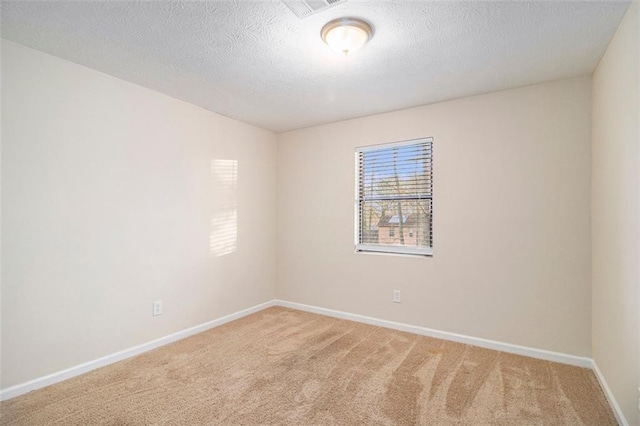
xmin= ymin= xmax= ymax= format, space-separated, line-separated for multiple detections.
xmin=1 ymin=0 xmax=630 ymax=132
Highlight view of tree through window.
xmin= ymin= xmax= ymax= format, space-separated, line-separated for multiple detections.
xmin=356 ymin=138 xmax=433 ymax=255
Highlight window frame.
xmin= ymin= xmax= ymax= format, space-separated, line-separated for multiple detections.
xmin=354 ymin=137 xmax=433 ymax=257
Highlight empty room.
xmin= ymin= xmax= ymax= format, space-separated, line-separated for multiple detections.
xmin=1 ymin=0 xmax=638 ymax=425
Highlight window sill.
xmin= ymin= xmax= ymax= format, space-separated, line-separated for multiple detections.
xmin=355 ymin=245 xmax=433 ymax=258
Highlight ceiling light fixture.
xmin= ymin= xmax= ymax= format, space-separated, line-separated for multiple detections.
xmin=321 ymin=18 xmax=373 ymax=56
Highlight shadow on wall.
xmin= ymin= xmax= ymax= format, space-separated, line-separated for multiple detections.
xmin=210 ymin=159 xmax=238 ymax=257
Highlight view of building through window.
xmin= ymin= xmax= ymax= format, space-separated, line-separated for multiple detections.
xmin=356 ymin=138 xmax=433 ymax=255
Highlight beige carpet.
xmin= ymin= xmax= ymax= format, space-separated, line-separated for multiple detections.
xmin=1 ymin=307 xmax=616 ymax=425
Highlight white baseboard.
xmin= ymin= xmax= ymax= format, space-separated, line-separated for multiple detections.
xmin=0 ymin=299 xmax=277 ymax=401
xmin=3 ymin=297 xmax=625 ymax=426
xmin=591 ymin=360 xmax=630 ymax=426
xmin=275 ymin=299 xmax=593 ymax=368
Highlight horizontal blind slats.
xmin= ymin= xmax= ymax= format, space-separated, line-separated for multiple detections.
xmin=357 ymin=139 xmax=433 ymax=253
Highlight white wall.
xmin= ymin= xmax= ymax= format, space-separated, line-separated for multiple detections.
xmin=1 ymin=40 xmax=278 ymax=388
xmin=591 ymin=2 xmax=639 ymax=425
xmin=278 ymin=77 xmax=593 ymax=357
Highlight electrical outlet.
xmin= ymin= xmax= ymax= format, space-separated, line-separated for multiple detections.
xmin=393 ymin=289 xmax=401 ymax=303
xmin=152 ymin=300 xmax=163 ymax=317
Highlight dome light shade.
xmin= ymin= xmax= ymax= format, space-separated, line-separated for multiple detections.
xmin=321 ymin=18 xmax=373 ymax=55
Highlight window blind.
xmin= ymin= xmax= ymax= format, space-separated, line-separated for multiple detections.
xmin=355 ymin=138 xmax=433 ymax=256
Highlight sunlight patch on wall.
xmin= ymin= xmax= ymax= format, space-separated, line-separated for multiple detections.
xmin=210 ymin=159 xmax=238 ymax=257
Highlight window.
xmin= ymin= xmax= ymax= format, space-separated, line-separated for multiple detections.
xmin=356 ymin=138 xmax=433 ymax=256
